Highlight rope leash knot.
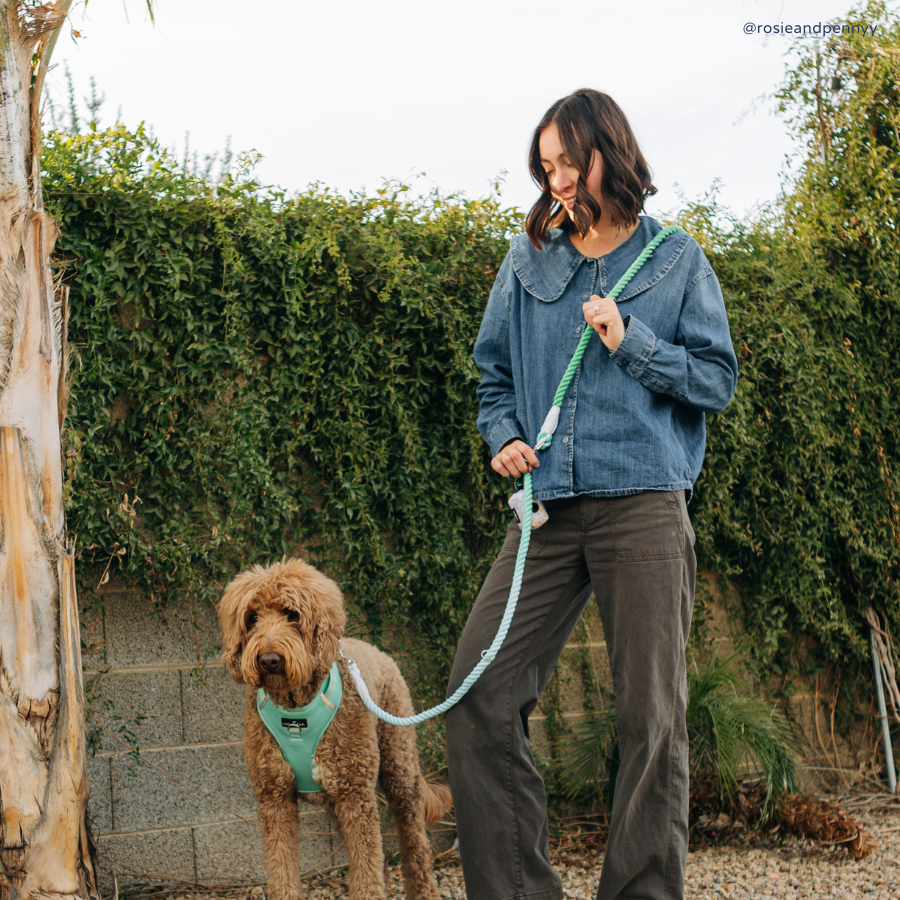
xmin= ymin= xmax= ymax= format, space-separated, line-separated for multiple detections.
xmin=346 ymin=225 xmax=685 ymax=726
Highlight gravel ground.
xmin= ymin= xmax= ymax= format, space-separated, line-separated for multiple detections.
xmin=433 ymin=803 xmax=900 ymax=900
xmin=131 ymin=797 xmax=900 ymax=900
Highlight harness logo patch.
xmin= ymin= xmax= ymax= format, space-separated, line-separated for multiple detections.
xmin=282 ymin=718 xmax=308 ymax=735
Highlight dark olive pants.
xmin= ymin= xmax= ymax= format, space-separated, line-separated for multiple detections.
xmin=445 ymin=490 xmax=696 ymax=900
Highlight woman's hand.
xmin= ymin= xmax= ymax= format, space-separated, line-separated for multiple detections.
xmin=583 ymin=295 xmax=625 ymax=352
xmin=491 ymin=440 xmax=540 ymax=478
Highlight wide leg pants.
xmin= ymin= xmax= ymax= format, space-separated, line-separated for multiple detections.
xmin=445 ymin=490 xmax=696 ymax=900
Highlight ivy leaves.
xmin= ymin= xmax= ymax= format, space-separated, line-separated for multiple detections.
xmin=46 ymin=126 xmax=516 ymax=697
xmin=46 ymin=2 xmax=900 ymax=704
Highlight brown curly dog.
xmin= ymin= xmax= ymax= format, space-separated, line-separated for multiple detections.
xmin=218 ymin=556 xmax=451 ymax=900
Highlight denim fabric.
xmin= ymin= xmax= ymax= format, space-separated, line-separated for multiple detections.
xmin=473 ymin=216 xmax=739 ymax=503
xmin=445 ymin=491 xmax=696 ymax=900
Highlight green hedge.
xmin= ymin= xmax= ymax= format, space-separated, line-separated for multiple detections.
xmin=51 ymin=0 xmax=899 ymax=700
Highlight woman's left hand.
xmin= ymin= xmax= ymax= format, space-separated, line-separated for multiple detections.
xmin=583 ymin=295 xmax=625 ymax=352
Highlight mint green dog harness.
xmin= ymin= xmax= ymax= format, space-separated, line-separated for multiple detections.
xmin=256 ymin=661 xmax=343 ymax=793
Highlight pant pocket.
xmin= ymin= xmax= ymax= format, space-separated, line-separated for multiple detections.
xmin=610 ymin=490 xmax=684 ymax=562
xmin=679 ymin=489 xmax=697 ymax=549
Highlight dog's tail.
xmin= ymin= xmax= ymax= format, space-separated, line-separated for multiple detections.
xmin=422 ymin=781 xmax=452 ymax=826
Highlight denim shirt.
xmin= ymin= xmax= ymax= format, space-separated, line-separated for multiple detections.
xmin=473 ymin=215 xmax=739 ymax=504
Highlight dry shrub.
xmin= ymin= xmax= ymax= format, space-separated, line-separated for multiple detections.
xmin=777 ymin=794 xmax=874 ymax=860
xmin=689 ymin=779 xmax=874 ymax=859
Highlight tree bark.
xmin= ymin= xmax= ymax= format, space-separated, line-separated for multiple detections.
xmin=0 ymin=2 xmax=98 ymax=898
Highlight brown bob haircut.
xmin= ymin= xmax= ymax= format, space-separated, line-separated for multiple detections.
xmin=525 ymin=88 xmax=657 ymax=250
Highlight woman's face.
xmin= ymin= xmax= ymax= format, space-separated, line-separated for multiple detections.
xmin=538 ymin=122 xmax=603 ymax=221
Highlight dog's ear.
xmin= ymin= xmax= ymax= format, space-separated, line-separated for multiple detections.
xmin=223 ymin=641 xmax=245 ymax=685
xmin=312 ymin=622 xmax=340 ymax=678
xmin=218 ymin=574 xmax=256 ymax=684
xmin=307 ymin=569 xmax=346 ymax=677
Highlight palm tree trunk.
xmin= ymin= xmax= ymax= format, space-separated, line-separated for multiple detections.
xmin=0 ymin=2 xmax=98 ymax=897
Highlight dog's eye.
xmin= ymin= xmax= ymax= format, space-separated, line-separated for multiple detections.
xmin=246 ymin=612 xmax=258 ymax=629
xmin=285 ymin=610 xmax=300 ymax=623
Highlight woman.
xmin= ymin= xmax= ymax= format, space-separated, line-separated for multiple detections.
xmin=444 ymin=89 xmax=739 ymax=900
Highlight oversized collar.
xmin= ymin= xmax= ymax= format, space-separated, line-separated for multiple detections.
xmin=510 ymin=215 xmax=691 ymax=303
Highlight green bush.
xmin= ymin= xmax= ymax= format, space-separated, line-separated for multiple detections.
xmin=691 ymin=0 xmax=900 ymax=673
xmin=49 ymin=0 xmax=900 ymax=710
xmin=48 ymin=121 xmax=520 ymax=699
xmin=559 ymin=651 xmax=803 ymax=821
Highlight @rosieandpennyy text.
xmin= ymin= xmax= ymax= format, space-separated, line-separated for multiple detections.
xmin=743 ymin=22 xmax=879 ymax=36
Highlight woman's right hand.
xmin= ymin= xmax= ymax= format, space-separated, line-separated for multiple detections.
xmin=491 ymin=440 xmax=540 ymax=478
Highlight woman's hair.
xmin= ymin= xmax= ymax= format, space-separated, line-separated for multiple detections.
xmin=525 ymin=89 xmax=657 ymax=250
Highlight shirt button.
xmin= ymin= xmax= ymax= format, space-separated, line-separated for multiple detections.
xmin=562 ymin=437 xmax=569 ymax=444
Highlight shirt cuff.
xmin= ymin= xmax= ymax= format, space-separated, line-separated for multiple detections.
xmin=609 ymin=313 xmax=656 ymax=377
xmin=489 ymin=420 xmax=526 ymax=459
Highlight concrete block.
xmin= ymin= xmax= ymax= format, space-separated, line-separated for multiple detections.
xmin=328 ymin=831 xmax=350 ymax=870
xmin=80 ymin=594 xmax=107 ymax=668
xmin=95 ymin=827 xmax=195 ymax=889
xmin=549 ymin=645 xmax=614 ymax=708
xmin=588 ymin=644 xmax=614 ymax=696
xmin=193 ymin=809 xmax=334 ymax=883
xmin=553 ymin=648 xmax=591 ymax=716
xmin=92 ymin=668 xmax=183 ymax=752
xmin=182 ymin=663 xmax=246 ymax=745
xmin=109 ymin=743 xmax=255 ymax=832
xmin=103 ymin=590 xmax=221 ymax=668
xmin=427 ymin=822 xmax=457 ymax=856
xmin=86 ymin=755 xmax=113 ymax=837
xmin=299 ymin=810 xmax=337 ymax=875
xmin=577 ymin=600 xmax=604 ymax=643
xmin=528 ymin=717 xmax=551 ymax=760
xmin=193 ymin=819 xmax=266 ymax=882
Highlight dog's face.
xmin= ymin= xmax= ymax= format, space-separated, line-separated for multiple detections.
xmin=217 ymin=557 xmax=346 ymax=690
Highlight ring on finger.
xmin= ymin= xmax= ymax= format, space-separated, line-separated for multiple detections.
xmin=593 ymin=306 xmax=601 ymax=314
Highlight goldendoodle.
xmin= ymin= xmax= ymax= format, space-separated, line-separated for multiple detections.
xmin=218 ymin=556 xmax=451 ymax=900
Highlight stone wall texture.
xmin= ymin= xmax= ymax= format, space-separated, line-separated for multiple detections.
xmin=83 ymin=569 xmax=876 ymax=888
xmin=84 ymin=586 xmax=355 ymax=888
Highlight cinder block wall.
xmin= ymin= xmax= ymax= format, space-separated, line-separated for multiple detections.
xmin=84 ymin=587 xmax=342 ymax=887
xmin=82 ymin=569 xmax=867 ymax=887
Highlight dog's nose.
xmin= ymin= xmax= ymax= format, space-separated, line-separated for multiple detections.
xmin=259 ymin=652 xmax=283 ymax=674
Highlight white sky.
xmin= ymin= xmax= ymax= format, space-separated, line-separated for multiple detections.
xmin=47 ymin=0 xmax=890 ymax=222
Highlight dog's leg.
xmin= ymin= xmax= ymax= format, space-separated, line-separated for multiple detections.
xmin=332 ymin=787 xmax=387 ymax=900
xmin=377 ymin=704 xmax=446 ymax=900
xmin=258 ymin=788 xmax=305 ymax=900
xmin=244 ymin=700 xmax=306 ymax=900
xmin=321 ymin=795 xmax=392 ymax=888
